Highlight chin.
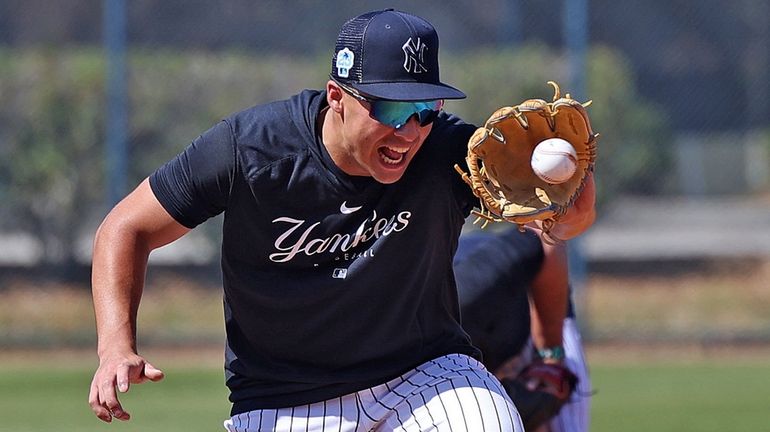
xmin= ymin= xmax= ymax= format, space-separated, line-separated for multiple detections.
xmin=372 ymin=171 xmax=405 ymax=185
xmin=370 ymin=153 xmax=414 ymax=184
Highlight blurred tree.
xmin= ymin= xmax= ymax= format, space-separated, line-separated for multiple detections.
xmin=0 ymin=48 xmax=105 ymax=268
xmin=0 ymin=44 xmax=669 ymax=266
xmin=444 ymin=43 xmax=673 ymax=209
xmin=585 ymin=46 xmax=674 ymax=200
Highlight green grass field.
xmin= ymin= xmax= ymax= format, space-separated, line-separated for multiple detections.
xmin=2 ymin=263 xmax=769 ymax=430
xmin=589 ymin=360 xmax=770 ymax=432
xmin=1 ymin=352 xmax=769 ymax=432
xmin=0 ymin=359 xmax=229 ymax=432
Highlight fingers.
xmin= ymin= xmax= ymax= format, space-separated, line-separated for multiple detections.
xmin=143 ymin=362 xmax=165 ymax=382
xmin=116 ymin=363 xmax=130 ymax=392
xmin=88 ymin=381 xmax=112 ymax=422
xmin=100 ymin=379 xmax=131 ymax=421
xmin=88 ymin=374 xmax=130 ymax=422
xmin=88 ymin=354 xmax=162 ymax=422
xmin=126 ymin=361 xmax=164 ymax=384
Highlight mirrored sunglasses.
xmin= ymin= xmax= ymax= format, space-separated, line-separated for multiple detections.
xmin=369 ymin=99 xmax=444 ymax=129
xmin=336 ymin=81 xmax=444 ymax=129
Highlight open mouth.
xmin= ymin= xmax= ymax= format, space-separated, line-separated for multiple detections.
xmin=378 ymin=145 xmax=408 ymax=165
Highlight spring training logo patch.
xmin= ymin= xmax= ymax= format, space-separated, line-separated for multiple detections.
xmin=402 ymin=37 xmax=428 ymax=74
xmin=336 ymin=48 xmax=354 ymax=78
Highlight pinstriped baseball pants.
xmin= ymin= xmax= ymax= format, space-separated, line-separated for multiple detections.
xmin=548 ymin=318 xmax=591 ymax=432
xmin=223 ymin=353 xmax=524 ymax=432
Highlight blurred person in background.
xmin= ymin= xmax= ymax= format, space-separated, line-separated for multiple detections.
xmin=88 ymin=8 xmax=594 ymax=431
xmin=455 ymin=228 xmax=591 ymax=431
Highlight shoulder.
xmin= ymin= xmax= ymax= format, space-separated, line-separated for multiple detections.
xmin=223 ymin=90 xmax=325 ymax=175
xmin=419 ymin=112 xmax=478 ymax=165
xmin=430 ymin=111 xmax=478 ymax=141
xmin=226 ymin=89 xmax=322 ymax=138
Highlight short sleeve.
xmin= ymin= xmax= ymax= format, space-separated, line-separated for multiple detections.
xmin=149 ymin=120 xmax=236 ymax=228
xmin=431 ymin=112 xmax=478 ymax=217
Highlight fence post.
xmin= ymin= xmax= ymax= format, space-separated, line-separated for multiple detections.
xmin=563 ymin=0 xmax=591 ymax=338
xmin=104 ymin=0 xmax=128 ymax=207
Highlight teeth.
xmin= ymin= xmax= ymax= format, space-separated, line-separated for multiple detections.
xmin=380 ymin=152 xmax=404 ymax=165
xmin=386 ymin=146 xmax=408 ymax=154
xmin=378 ymin=146 xmax=409 ymax=165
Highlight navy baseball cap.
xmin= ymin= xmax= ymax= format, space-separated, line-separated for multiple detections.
xmin=331 ymin=9 xmax=466 ymax=101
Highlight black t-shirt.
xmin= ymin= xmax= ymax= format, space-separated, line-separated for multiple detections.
xmin=453 ymin=228 xmax=543 ymax=371
xmin=150 ymin=89 xmax=480 ymax=413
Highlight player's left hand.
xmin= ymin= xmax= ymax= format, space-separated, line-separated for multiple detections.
xmin=455 ymin=81 xmax=597 ymax=238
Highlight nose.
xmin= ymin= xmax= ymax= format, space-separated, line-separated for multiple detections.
xmin=393 ymin=115 xmax=420 ymax=140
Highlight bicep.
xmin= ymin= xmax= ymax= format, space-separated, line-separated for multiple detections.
xmin=149 ymin=120 xmax=236 ymax=228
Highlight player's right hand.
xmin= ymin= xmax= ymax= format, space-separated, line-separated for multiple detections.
xmin=88 ymin=351 xmax=164 ymax=422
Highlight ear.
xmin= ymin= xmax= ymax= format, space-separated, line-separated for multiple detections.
xmin=326 ymin=80 xmax=344 ymax=113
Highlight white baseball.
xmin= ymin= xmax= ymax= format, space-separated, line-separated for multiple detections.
xmin=531 ymin=138 xmax=578 ymax=184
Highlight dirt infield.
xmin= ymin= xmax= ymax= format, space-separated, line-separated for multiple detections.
xmin=583 ymin=259 xmax=770 ymax=342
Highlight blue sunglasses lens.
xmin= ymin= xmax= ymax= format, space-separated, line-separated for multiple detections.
xmin=369 ymin=100 xmax=444 ymax=128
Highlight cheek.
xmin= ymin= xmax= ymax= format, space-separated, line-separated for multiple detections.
xmin=345 ymin=108 xmax=383 ymax=139
xmin=419 ymin=124 xmax=434 ymax=143
xmin=353 ymin=124 xmax=392 ymax=152
xmin=346 ymin=122 xmax=376 ymax=144
xmin=406 ymin=125 xmax=433 ymax=155
xmin=343 ymin=123 xmax=388 ymax=165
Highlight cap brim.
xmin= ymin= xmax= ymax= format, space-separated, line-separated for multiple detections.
xmin=351 ymin=81 xmax=466 ymax=101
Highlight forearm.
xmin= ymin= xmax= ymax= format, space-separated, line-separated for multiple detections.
xmin=91 ymin=217 xmax=152 ymax=356
xmin=529 ymin=297 xmax=567 ymax=351
xmin=91 ymin=178 xmax=191 ymax=357
xmin=88 ymin=179 xmax=188 ymax=422
xmin=528 ymin=240 xmax=569 ymax=359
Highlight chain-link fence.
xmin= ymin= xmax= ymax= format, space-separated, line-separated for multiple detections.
xmin=1 ymin=0 xmax=769 ymax=343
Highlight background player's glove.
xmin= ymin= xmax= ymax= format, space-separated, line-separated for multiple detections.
xmin=500 ymin=362 xmax=579 ymax=430
xmin=455 ymin=81 xmax=597 ymax=240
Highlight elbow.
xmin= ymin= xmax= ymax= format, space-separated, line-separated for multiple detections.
xmin=92 ymin=210 xmax=150 ymax=261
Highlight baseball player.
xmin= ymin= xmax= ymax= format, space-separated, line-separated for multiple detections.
xmin=88 ymin=9 xmax=595 ymax=432
xmin=454 ymin=228 xmax=591 ymax=432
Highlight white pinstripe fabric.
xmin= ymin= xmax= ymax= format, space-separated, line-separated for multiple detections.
xmin=223 ymin=353 xmax=524 ymax=432
xmin=548 ymin=318 xmax=591 ymax=432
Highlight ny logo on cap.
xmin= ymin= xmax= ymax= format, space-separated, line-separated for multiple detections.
xmin=402 ymin=37 xmax=428 ymax=74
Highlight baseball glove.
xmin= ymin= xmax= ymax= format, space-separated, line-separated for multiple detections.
xmin=500 ymin=362 xmax=579 ymax=430
xmin=455 ymin=81 xmax=598 ymax=240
